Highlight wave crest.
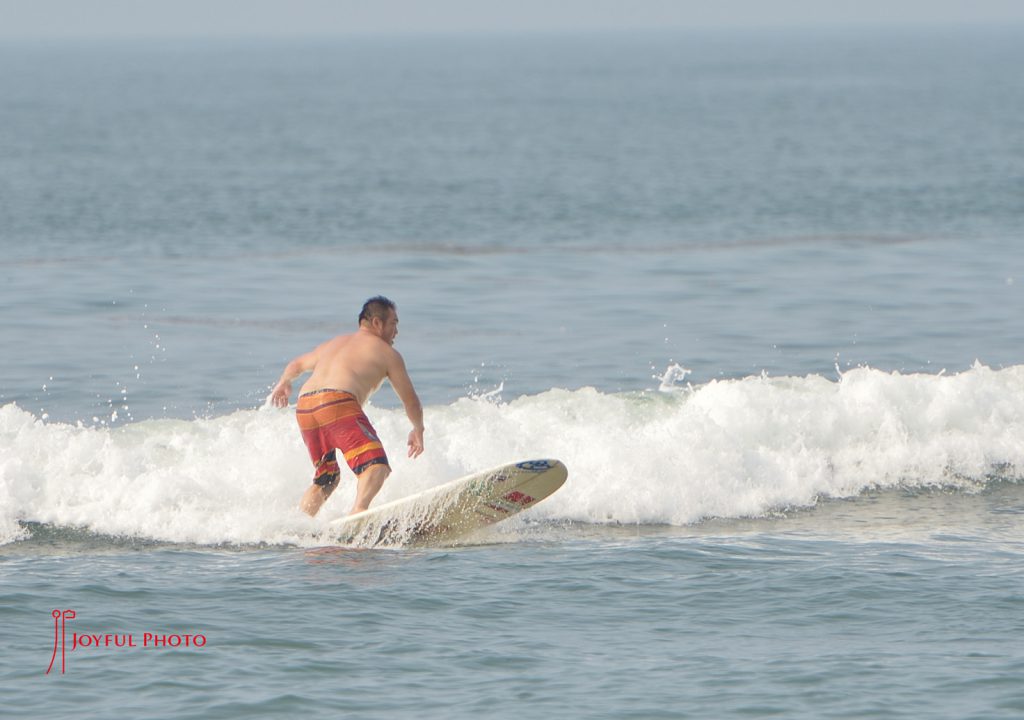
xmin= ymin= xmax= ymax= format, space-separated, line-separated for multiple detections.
xmin=2 ymin=363 xmax=1022 ymax=545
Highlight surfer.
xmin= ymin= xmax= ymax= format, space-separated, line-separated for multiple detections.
xmin=270 ymin=296 xmax=425 ymax=517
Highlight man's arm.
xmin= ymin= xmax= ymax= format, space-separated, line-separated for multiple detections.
xmin=270 ymin=348 xmax=318 ymax=408
xmin=387 ymin=350 xmax=424 ymax=458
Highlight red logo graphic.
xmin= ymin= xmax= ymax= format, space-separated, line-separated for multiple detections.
xmin=45 ymin=609 xmax=208 ymax=675
xmin=503 ymin=491 xmax=536 ymax=506
xmin=46 ymin=609 xmax=76 ymax=675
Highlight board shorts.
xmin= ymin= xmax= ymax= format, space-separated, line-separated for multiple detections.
xmin=296 ymin=389 xmax=390 ymax=487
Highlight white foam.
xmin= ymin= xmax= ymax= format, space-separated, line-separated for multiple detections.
xmin=2 ymin=363 xmax=1022 ymax=546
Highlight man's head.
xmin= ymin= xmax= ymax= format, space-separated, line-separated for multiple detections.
xmin=359 ymin=296 xmax=398 ymax=345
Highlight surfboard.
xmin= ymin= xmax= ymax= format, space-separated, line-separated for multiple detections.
xmin=327 ymin=459 xmax=567 ymax=547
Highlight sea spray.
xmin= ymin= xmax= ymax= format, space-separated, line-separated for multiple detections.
xmin=2 ymin=363 xmax=1022 ymax=546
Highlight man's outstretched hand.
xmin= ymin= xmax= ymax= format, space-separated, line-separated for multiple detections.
xmin=270 ymin=381 xmax=292 ymax=408
xmin=407 ymin=428 xmax=424 ymax=458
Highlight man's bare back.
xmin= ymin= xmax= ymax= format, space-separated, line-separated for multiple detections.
xmin=269 ymin=297 xmax=424 ymax=516
xmin=299 ymin=331 xmax=394 ymax=407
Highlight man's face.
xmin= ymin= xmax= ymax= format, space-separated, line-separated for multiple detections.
xmin=379 ymin=310 xmax=399 ymax=345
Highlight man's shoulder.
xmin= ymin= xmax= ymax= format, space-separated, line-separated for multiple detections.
xmin=384 ymin=345 xmax=407 ymax=370
xmin=349 ymin=331 xmax=395 ymax=356
xmin=320 ymin=332 xmax=355 ymax=349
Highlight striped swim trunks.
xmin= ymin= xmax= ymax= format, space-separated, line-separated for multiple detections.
xmin=295 ymin=389 xmax=390 ymax=487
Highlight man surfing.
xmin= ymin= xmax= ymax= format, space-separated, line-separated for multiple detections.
xmin=270 ymin=296 xmax=424 ymax=517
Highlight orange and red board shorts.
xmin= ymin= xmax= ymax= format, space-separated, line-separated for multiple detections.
xmin=296 ymin=389 xmax=389 ymax=487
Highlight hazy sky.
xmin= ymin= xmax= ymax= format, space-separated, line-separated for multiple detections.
xmin=1 ymin=0 xmax=1023 ymax=38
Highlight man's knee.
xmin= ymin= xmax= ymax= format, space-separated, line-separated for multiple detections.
xmin=313 ymin=472 xmax=340 ymax=493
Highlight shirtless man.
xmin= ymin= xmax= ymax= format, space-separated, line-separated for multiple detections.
xmin=270 ymin=296 xmax=424 ymax=517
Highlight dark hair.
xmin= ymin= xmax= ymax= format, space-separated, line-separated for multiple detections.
xmin=358 ymin=296 xmax=396 ymax=325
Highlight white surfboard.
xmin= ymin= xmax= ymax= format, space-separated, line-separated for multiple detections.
xmin=327 ymin=459 xmax=567 ymax=547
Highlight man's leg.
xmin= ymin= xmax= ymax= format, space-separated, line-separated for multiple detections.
xmin=349 ymin=463 xmax=391 ymax=515
xmin=300 ymin=475 xmax=339 ymax=517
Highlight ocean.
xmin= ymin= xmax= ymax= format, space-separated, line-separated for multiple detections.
xmin=2 ymin=27 xmax=1024 ymax=718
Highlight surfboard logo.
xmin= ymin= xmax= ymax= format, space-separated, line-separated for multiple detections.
xmin=485 ymin=491 xmax=537 ymax=516
xmin=515 ymin=460 xmax=553 ymax=472
xmin=503 ymin=490 xmax=536 ymax=506
xmin=486 ymin=471 xmax=513 ymax=485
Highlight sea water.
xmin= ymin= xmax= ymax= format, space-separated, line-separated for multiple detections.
xmin=2 ymin=28 xmax=1024 ymax=718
